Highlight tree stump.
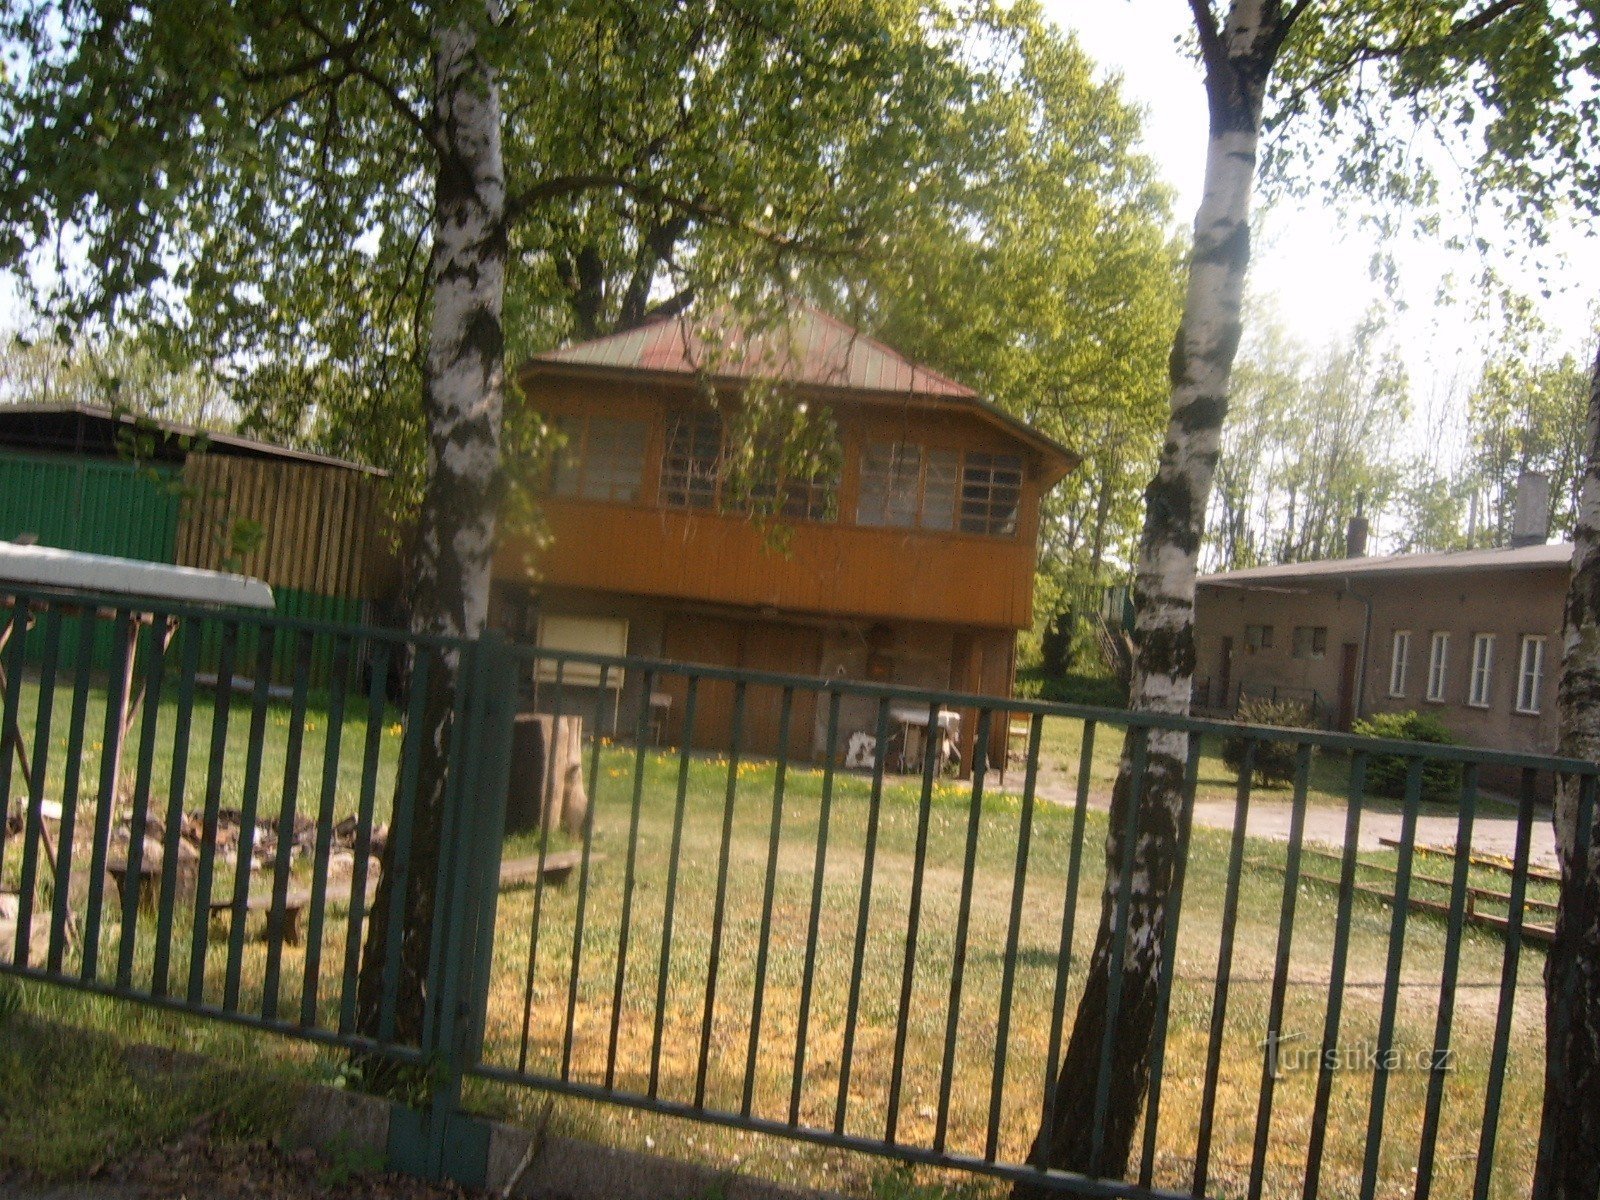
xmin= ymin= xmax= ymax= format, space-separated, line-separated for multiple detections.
xmin=508 ymin=714 xmax=588 ymax=837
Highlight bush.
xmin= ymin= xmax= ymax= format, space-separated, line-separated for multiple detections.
xmin=1013 ymin=667 xmax=1128 ymax=709
xmin=1351 ymin=710 xmax=1463 ymax=801
xmin=1221 ymin=697 xmax=1314 ymax=788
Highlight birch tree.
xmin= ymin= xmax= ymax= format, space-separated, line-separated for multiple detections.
xmin=1024 ymin=1 xmax=1600 ymax=1188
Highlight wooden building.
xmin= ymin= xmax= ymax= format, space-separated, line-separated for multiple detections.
xmin=494 ymin=308 xmax=1078 ymax=766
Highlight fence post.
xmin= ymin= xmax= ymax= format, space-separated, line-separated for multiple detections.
xmin=402 ymin=629 xmax=519 ymax=1185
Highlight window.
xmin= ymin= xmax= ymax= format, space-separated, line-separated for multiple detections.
xmin=1244 ymin=623 xmax=1274 ymax=652
xmin=1389 ymin=631 xmax=1411 ymax=697
xmin=740 ymin=433 xmax=840 ymax=523
xmin=1470 ymin=633 xmax=1495 ymax=708
xmin=1427 ymin=632 xmax=1449 ymax=702
xmin=959 ymin=453 xmax=1023 ymax=536
xmin=550 ymin=415 xmax=649 ymax=503
xmin=1292 ymin=626 xmax=1328 ymax=660
xmin=1517 ymin=635 xmax=1547 ymax=714
xmin=661 ymin=412 xmax=724 ymax=509
xmin=856 ymin=442 xmax=961 ymax=530
xmin=855 ymin=441 xmax=1021 ymax=537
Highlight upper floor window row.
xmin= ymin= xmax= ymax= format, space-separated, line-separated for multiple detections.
xmin=550 ymin=413 xmax=1022 ymax=538
xmin=855 ymin=441 xmax=1022 ymax=537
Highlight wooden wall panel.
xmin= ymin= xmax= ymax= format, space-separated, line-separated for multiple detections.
xmin=176 ymin=454 xmax=387 ymax=600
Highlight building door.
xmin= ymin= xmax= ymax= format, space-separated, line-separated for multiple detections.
xmin=1337 ymin=642 xmax=1360 ymax=731
xmin=739 ymin=624 xmax=822 ymax=759
xmin=1216 ymin=636 xmax=1234 ymax=711
xmin=661 ymin=615 xmax=739 ymax=750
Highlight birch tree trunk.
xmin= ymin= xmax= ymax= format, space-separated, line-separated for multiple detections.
xmin=355 ymin=12 xmax=507 ymax=1075
xmin=1540 ymin=338 xmax=1600 ymax=1199
xmin=1020 ymin=2 xmax=1293 ymax=1186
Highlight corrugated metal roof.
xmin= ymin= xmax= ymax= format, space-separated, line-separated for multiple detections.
xmin=533 ymin=305 xmax=977 ymax=399
xmin=1199 ymin=542 xmax=1573 ymax=586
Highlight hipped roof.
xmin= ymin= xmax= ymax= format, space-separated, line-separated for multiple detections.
xmin=519 ymin=306 xmax=1079 ymax=483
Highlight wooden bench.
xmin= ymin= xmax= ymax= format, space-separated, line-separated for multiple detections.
xmin=207 ymin=875 xmax=378 ymax=947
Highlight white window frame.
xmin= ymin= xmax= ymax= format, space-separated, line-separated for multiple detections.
xmin=1516 ymin=635 xmax=1547 ymax=715
xmin=1388 ymin=630 xmax=1410 ymax=698
xmin=1469 ymin=633 xmax=1495 ymax=708
xmin=1426 ymin=632 xmax=1449 ymax=703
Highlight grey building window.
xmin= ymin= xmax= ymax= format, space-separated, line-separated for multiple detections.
xmin=1389 ymin=630 xmax=1411 ymax=698
xmin=1516 ymin=635 xmax=1546 ymax=714
xmin=1244 ymin=623 xmax=1273 ymax=652
xmin=1469 ymin=633 xmax=1495 ymax=708
xmin=1292 ymin=625 xmax=1327 ymax=660
xmin=1426 ymin=632 xmax=1449 ymax=702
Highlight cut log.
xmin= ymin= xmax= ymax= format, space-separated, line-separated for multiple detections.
xmin=510 ymin=714 xmax=588 ymax=836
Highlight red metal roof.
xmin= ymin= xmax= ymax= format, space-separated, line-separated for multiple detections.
xmin=531 ymin=305 xmax=978 ymax=399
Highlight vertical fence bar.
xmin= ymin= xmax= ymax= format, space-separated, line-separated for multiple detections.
xmin=1414 ymin=762 xmax=1481 ymax=1200
xmin=648 ymin=672 xmax=697 ymax=1098
xmin=1358 ymin=757 xmax=1426 ymax=1200
xmin=834 ymin=694 xmax=891 ymax=1136
xmin=986 ymin=712 xmax=1044 ymax=1161
xmin=150 ymin=619 xmax=201 ymax=996
xmin=1089 ymin=724 xmax=1149 ymax=1177
xmin=82 ymin=608 xmax=131 ymax=984
xmin=516 ymin=657 xmax=566 ymax=1070
xmin=935 ymin=706 xmax=995 ymax=1155
xmin=885 ymin=698 xmax=943 ymax=1146
xmin=1138 ymin=733 xmax=1205 ymax=1188
xmin=605 ymin=669 xmax=655 ymax=1090
xmin=117 ymin=617 xmax=169 ymax=991
xmin=561 ymin=663 xmax=611 ymax=1081
xmin=1193 ymin=737 xmax=1257 ymax=1194
xmin=1472 ymin=768 xmax=1539 ymax=1200
xmin=13 ymin=604 xmax=60 ymax=969
xmin=742 ymin=684 xmax=795 ymax=1119
xmin=789 ymin=687 xmax=841 ymax=1127
xmin=695 ymin=678 xmax=747 ymax=1109
xmin=1036 ymin=718 xmax=1096 ymax=1172
xmin=378 ymin=644 xmax=430 ymax=1044
xmin=1304 ymin=750 xmax=1369 ymax=1200
xmin=187 ymin=622 xmax=238 ymax=1006
xmin=339 ymin=637 xmax=390 ymax=1036
xmin=225 ymin=626 xmax=277 ymax=1012
xmin=0 ymin=599 xmax=30 ymax=894
xmin=301 ymin=634 xmax=352 ymax=1028
xmin=261 ymin=630 xmax=314 ymax=1021
xmin=48 ymin=607 xmax=97 ymax=973
xmin=1247 ymin=740 xmax=1313 ymax=1200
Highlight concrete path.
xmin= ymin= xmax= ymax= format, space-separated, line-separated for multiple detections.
xmin=1031 ymin=776 xmax=1560 ymax=869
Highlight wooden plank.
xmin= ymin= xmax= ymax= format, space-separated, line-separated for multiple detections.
xmin=498 ymin=849 xmax=603 ymax=889
xmin=1301 ymin=846 xmax=1558 ymax=915
xmin=1257 ymin=861 xmax=1555 ymax=946
xmin=1377 ymin=836 xmax=1562 ymax=884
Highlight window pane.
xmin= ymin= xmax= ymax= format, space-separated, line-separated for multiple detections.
xmin=958 ymin=452 xmax=1022 ymax=536
xmin=857 ymin=442 xmax=922 ymax=527
xmin=662 ymin=412 xmax=723 ymax=509
xmin=924 ymin=448 xmax=960 ymax=531
xmin=550 ymin=415 xmax=583 ymax=498
xmin=581 ymin=418 xmax=648 ymax=502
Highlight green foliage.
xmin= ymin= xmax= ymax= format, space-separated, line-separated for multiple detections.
xmin=1221 ymin=698 xmax=1314 ymax=789
xmin=1352 ymin=710 xmax=1464 ymax=802
xmin=1015 ymin=666 xmax=1128 ymax=710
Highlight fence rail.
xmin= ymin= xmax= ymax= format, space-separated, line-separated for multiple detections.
xmin=0 ymin=581 xmax=1594 ymax=1200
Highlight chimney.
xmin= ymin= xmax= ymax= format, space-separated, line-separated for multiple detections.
xmin=1510 ymin=469 xmax=1551 ymax=548
xmin=1345 ymin=492 xmax=1368 ymax=558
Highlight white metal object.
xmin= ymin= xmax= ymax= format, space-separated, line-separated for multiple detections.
xmin=0 ymin=542 xmax=274 ymax=609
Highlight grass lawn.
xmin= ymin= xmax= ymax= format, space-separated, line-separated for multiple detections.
xmin=1 ymin=681 xmax=1557 ymax=1199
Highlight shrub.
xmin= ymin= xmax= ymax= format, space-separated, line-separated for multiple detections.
xmin=1221 ymin=697 xmax=1313 ymax=788
xmin=1351 ymin=710 xmax=1463 ymax=801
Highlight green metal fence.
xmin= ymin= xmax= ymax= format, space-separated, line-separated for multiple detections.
xmin=0 ymin=580 xmax=1594 ymax=1199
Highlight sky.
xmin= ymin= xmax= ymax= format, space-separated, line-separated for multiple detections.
xmin=1041 ymin=1 xmax=1597 ymax=389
